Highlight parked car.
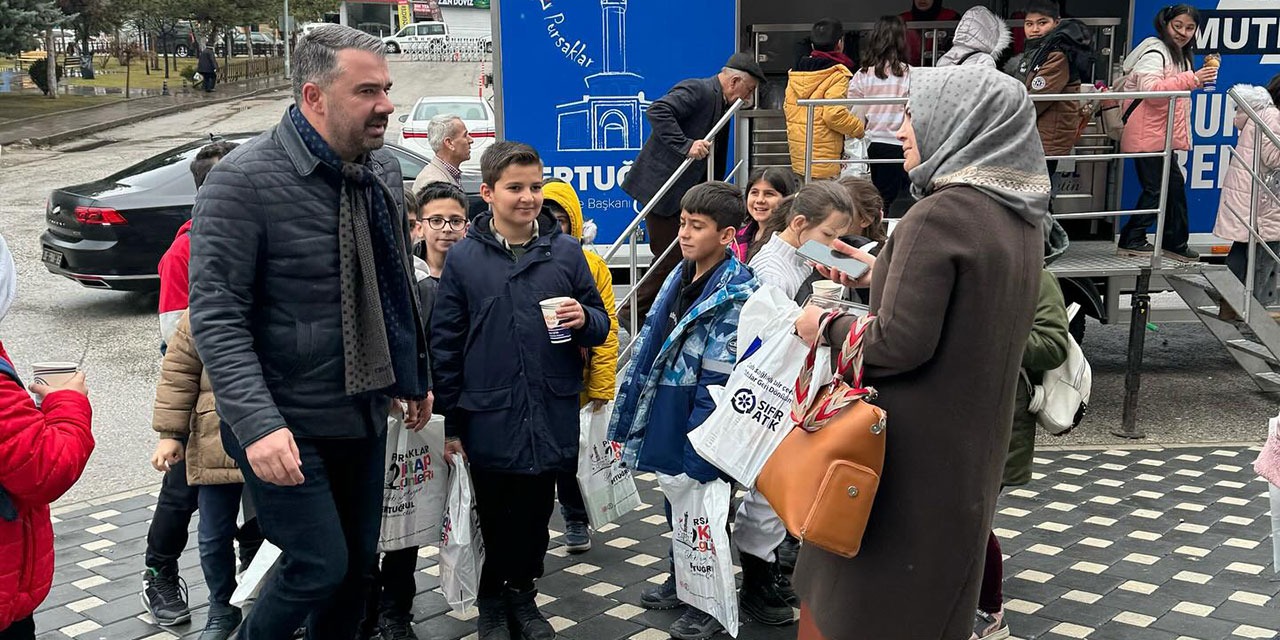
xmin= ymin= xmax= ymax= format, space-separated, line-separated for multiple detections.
xmin=39 ymin=134 xmax=476 ymax=292
xmin=382 ymin=21 xmax=449 ymax=53
xmin=156 ymin=22 xmax=199 ymax=57
xmin=214 ymin=32 xmax=284 ymax=57
xmin=397 ymin=96 xmax=495 ymax=173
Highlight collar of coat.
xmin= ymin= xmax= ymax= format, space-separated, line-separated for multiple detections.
xmin=651 ymin=253 xmax=758 ymax=362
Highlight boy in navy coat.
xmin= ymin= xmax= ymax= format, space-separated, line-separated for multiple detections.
xmin=430 ymin=141 xmax=609 ymax=640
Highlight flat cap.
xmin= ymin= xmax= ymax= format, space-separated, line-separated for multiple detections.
xmin=725 ymin=51 xmax=767 ymax=84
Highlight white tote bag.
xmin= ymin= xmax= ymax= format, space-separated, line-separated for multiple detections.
xmin=688 ymin=330 xmax=816 ymax=487
xmin=576 ymin=402 xmax=643 ymax=528
xmin=229 ymin=541 xmax=282 ymax=608
xmin=658 ymin=474 xmax=739 ymax=637
xmin=439 ymin=453 xmax=484 ymax=612
xmin=378 ymin=410 xmax=449 ymax=552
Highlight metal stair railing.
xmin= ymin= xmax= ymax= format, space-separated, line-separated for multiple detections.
xmin=1221 ymin=86 xmax=1280 ymax=322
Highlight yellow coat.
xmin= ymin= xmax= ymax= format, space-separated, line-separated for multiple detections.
xmin=542 ymin=181 xmax=619 ymax=406
xmin=784 ymin=64 xmax=865 ymax=179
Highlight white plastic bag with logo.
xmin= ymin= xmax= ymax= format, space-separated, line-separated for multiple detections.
xmin=378 ymin=409 xmax=448 ymax=552
xmin=577 ymin=402 xmax=642 ymax=528
xmin=439 ymin=453 xmax=484 ymax=613
xmin=658 ymin=473 xmax=738 ymax=637
xmin=229 ymin=540 xmax=281 ymax=607
xmin=688 ymin=330 xmax=818 ymax=487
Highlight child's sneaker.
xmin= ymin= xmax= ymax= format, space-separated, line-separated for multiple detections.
xmin=563 ymin=521 xmax=592 ymax=553
xmin=669 ymin=607 xmax=724 ymax=640
xmin=971 ymin=608 xmax=1010 ymax=640
xmin=140 ymin=567 xmax=190 ymax=626
xmin=639 ymin=575 xmax=681 ymax=610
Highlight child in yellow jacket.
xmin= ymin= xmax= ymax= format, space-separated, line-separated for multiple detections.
xmin=542 ymin=179 xmax=619 ymax=553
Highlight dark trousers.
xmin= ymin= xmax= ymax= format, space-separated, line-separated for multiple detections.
xmin=557 ymin=471 xmax=587 ymax=525
xmin=365 ymin=546 xmax=420 ymax=627
xmin=222 ymin=422 xmax=386 ymax=640
xmin=471 ymin=469 xmax=557 ymax=598
xmin=1227 ymin=241 xmax=1280 ymax=306
xmin=201 ymin=73 xmax=216 ymax=92
xmin=145 ymin=459 xmax=199 ymax=573
xmin=867 ymin=143 xmax=911 ymax=218
xmin=625 ymin=212 xmax=682 ymax=326
xmin=197 ymin=483 xmax=244 ymax=610
xmin=978 ymin=530 xmax=1003 ymax=614
xmin=0 ymin=616 xmax=34 ymax=640
xmin=1119 ymin=156 xmax=1190 ymax=252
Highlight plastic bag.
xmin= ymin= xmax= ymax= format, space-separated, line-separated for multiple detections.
xmin=1254 ymin=411 xmax=1280 ymax=487
xmin=229 ymin=541 xmax=281 ymax=608
xmin=658 ymin=473 xmax=739 ymax=637
xmin=439 ymin=452 xmax=484 ymax=612
xmin=737 ymin=285 xmax=803 ymax=362
xmin=378 ymin=410 xmax=449 ymax=552
xmin=1270 ymin=484 xmax=1280 ymax=574
xmin=688 ymin=330 xmax=816 ymax=486
xmin=840 ymin=135 xmax=871 ymax=179
xmin=577 ymin=402 xmax=642 ymax=528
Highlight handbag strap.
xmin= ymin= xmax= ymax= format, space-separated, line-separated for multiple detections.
xmin=791 ymin=311 xmax=876 ymax=432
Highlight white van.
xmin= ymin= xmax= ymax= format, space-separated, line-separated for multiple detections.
xmin=382 ymin=21 xmax=449 ymax=53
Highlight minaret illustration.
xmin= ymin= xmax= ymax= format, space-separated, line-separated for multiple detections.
xmin=555 ymin=0 xmax=652 ymax=152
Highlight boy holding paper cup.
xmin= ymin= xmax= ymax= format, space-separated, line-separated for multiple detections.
xmin=430 ymin=141 xmax=609 ymax=640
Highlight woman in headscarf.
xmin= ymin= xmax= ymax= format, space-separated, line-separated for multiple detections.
xmin=936 ymin=5 xmax=1012 ymax=68
xmin=0 ymin=235 xmax=96 ymax=640
xmin=790 ymin=64 xmax=1049 ymax=640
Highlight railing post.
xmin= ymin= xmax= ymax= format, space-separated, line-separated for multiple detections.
xmin=707 ymin=139 xmax=715 ymax=182
xmin=1149 ymin=96 xmax=1177 ymax=270
xmin=1246 ymin=124 xmax=1262 ymax=321
xmin=803 ymin=104 xmax=814 ymax=183
xmin=628 ymin=227 xmax=639 ymax=335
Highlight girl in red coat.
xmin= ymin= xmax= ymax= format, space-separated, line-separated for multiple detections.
xmin=0 ymin=234 xmax=95 ymax=640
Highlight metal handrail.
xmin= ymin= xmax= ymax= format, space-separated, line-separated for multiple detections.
xmin=799 ymin=90 xmax=1190 ymax=269
xmin=1220 ymin=86 xmax=1280 ymax=321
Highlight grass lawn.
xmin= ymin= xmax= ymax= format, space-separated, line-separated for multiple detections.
xmin=64 ymin=57 xmax=200 ymax=91
xmin=0 ymin=94 xmax=124 ymax=123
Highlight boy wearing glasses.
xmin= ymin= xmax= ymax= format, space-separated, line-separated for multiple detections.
xmin=361 ymin=182 xmax=470 ymax=640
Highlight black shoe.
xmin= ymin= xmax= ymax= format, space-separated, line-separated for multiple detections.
xmin=738 ymin=554 xmax=794 ymax=626
xmin=776 ymin=535 xmax=799 ymax=574
xmin=669 ymin=608 xmax=723 ymax=640
xmin=1165 ymin=246 xmax=1200 ymax=263
xmin=639 ymin=575 xmax=681 ymax=610
xmin=141 ymin=567 xmax=191 ymax=626
xmin=477 ymin=597 xmax=512 ymax=640
xmin=378 ymin=614 xmax=417 ymax=640
xmin=774 ymin=564 xmax=798 ymax=608
xmin=507 ymin=589 xmax=555 ymax=640
xmin=1117 ymin=241 xmax=1155 ymax=257
xmin=563 ymin=521 xmax=591 ymax=554
xmin=196 ymin=606 xmax=241 ymax=640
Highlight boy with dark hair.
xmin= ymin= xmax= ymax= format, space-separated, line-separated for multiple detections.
xmin=609 ymin=181 xmax=762 ymax=640
xmin=784 ymin=18 xmax=865 ymax=179
xmin=1004 ymin=0 xmax=1093 ymax=181
xmin=431 ymin=141 xmax=610 ymax=640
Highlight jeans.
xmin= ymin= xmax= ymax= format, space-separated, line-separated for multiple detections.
xmin=197 ymin=483 xmax=245 ymax=610
xmin=221 ymin=421 xmax=385 ymax=640
xmin=1227 ymin=241 xmax=1280 ymax=306
xmin=471 ymin=469 xmax=557 ymax=597
xmin=0 ymin=616 xmax=33 ymax=640
xmin=145 ymin=457 xmax=199 ymax=574
xmin=1119 ymin=156 xmax=1190 ymax=252
xmin=556 ymin=470 xmax=587 ymax=525
xmin=366 ymin=547 xmax=419 ymax=626
xmin=868 ymin=143 xmax=911 ymax=218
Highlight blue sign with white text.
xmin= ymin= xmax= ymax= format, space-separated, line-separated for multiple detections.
xmin=496 ymin=0 xmax=737 ymax=244
xmin=1125 ymin=0 xmax=1280 ymax=241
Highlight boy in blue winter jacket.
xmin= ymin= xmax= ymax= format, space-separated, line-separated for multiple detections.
xmin=430 ymin=141 xmax=609 ymax=640
xmin=608 ymin=181 xmax=761 ymax=640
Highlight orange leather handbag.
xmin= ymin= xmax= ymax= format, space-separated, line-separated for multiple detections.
xmin=756 ymin=311 xmax=887 ymax=558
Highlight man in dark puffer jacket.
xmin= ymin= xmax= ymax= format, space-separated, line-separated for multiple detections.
xmin=189 ymin=25 xmax=431 ymax=640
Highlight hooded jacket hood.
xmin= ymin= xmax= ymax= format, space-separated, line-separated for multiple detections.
xmin=1123 ymin=37 xmax=1173 ymax=74
xmin=543 ymin=181 xmax=584 ymax=240
xmin=1231 ymin=84 xmax=1277 ymax=129
xmin=938 ymin=6 xmax=1011 ymax=67
xmin=0 ymin=235 xmax=14 ymax=324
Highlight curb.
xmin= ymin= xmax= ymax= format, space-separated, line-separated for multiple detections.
xmin=1 ymin=80 xmax=289 ymax=147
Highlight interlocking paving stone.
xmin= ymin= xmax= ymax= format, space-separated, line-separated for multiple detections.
xmin=31 ymin=445 xmax=1279 ymax=640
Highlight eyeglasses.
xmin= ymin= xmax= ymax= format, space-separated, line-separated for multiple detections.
xmin=425 ymin=217 xmax=468 ymax=231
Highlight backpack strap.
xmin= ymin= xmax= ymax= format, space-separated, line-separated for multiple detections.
xmin=0 ymin=356 xmax=18 ymax=521
xmin=0 ymin=356 xmax=22 ymax=387
xmin=1121 ymin=50 xmax=1168 ymax=124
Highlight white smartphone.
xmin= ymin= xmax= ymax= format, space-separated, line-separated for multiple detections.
xmin=797 ymin=240 xmax=871 ymax=281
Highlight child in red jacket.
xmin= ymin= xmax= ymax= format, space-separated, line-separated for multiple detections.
xmin=0 ymin=235 xmax=95 ymax=639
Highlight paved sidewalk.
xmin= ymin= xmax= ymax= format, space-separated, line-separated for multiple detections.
xmin=0 ymin=76 xmax=288 ymax=146
xmin=35 ymin=444 xmax=1279 ymax=640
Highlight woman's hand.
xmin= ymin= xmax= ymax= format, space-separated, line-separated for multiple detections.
xmin=812 ymin=239 xmax=876 ymax=288
xmin=151 ymin=439 xmax=184 ymax=472
xmin=794 ymin=304 xmax=826 ymax=345
xmin=1194 ymin=65 xmax=1218 ymax=87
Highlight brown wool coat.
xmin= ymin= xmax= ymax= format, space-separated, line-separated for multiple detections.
xmin=793 ymin=185 xmax=1041 ymax=640
xmin=153 ymin=313 xmax=243 ymax=486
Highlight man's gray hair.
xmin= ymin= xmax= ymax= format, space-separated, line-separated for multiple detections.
xmin=292 ymin=24 xmax=386 ymax=104
xmin=426 ymin=114 xmax=464 ymax=153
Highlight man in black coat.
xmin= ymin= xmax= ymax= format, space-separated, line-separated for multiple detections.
xmin=620 ymin=51 xmax=765 ymax=323
xmin=196 ymin=44 xmax=218 ymax=92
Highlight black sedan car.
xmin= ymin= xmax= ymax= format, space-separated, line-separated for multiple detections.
xmin=41 ymin=133 xmax=482 ymax=291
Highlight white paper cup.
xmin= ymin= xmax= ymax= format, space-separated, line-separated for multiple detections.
xmin=810 ymin=280 xmax=845 ymax=300
xmin=31 ymin=361 xmax=79 ymax=387
xmin=540 ymin=297 xmax=574 ymax=344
